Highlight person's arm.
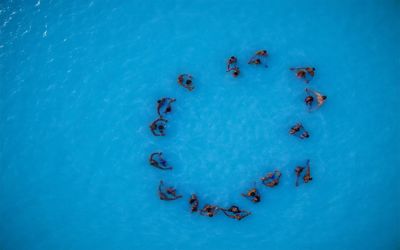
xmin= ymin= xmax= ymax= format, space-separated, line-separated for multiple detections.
xmin=159 ymin=181 xmax=169 ymax=200
xmin=295 ymin=176 xmax=300 ymax=187
xmin=222 ymin=210 xmax=235 ymax=219
xmin=290 ymin=67 xmax=306 ymax=71
xmin=150 ymin=125 xmax=158 ymax=136
xmin=168 ymin=195 xmax=182 ymax=200
xmin=157 ymin=99 xmax=165 ymax=116
xmin=248 ymin=55 xmax=256 ymax=64
xmin=240 ymin=211 xmax=251 ymax=218
xmin=227 ymin=63 xmax=232 ymax=72
xmin=307 ymin=88 xmax=322 ymax=97
xmin=149 ymin=153 xmax=156 ymax=164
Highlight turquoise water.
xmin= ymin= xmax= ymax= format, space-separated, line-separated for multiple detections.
xmin=1 ymin=0 xmax=400 ymax=249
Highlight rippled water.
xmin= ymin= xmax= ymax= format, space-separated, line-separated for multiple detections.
xmin=1 ymin=1 xmax=399 ymax=249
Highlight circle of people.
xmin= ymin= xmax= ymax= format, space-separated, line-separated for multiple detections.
xmin=149 ymin=50 xmax=327 ymax=221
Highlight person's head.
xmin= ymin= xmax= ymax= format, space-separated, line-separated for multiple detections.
xmin=263 ymin=50 xmax=267 ymax=55
xmin=305 ymin=96 xmax=313 ymax=103
xmin=186 ymin=79 xmax=192 ymax=86
xmin=255 ymin=59 xmax=261 ymax=64
xmin=254 ymin=196 xmax=260 ymax=202
xmin=233 ymin=69 xmax=240 ymax=77
xmin=231 ymin=206 xmax=239 ymax=213
xmin=322 ymin=96 xmax=327 ymax=100
xmin=159 ymin=125 xmax=165 ymax=130
xmin=297 ymin=71 xmax=306 ymax=78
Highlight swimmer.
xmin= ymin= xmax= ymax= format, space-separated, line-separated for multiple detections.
xmin=221 ymin=205 xmax=251 ymax=220
xmin=189 ymin=194 xmax=199 ymax=212
xmin=200 ymin=204 xmax=219 ymax=217
xmin=295 ymin=166 xmax=305 ymax=187
xmin=149 ymin=152 xmax=172 ymax=170
xmin=248 ymin=58 xmax=261 ymax=65
xmin=177 ymin=74 xmax=194 ymax=91
xmin=256 ymin=50 xmax=268 ymax=56
xmin=305 ymin=88 xmax=327 ymax=111
xmin=305 ymin=95 xmax=314 ymax=109
xmin=241 ymin=188 xmax=261 ymax=203
xmin=306 ymin=67 xmax=315 ymax=77
xmin=303 ymin=162 xmax=313 ymax=183
xmin=157 ymin=97 xmax=176 ymax=116
xmin=300 ymin=131 xmax=310 ymax=139
xmin=150 ymin=118 xmax=168 ymax=136
xmin=226 ymin=56 xmax=238 ymax=72
xmin=289 ymin=123 xmax=302 ymax=135
xmin=158 ymin=180 xmax=182 ymax=201
xmin=248 ymin=50 xmax=268 ymax=67
xmin=260 ymin=170 xmax=282 ymax=187
xmin=290 ymin=67 xmax=315 ymax=83
xmin=289 ymin=123 xmax=310 ymax=139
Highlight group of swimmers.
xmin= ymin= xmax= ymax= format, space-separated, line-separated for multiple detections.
xmin=226 ymin=50 xmax=269 ymax=77
xmin=154 ymin=160 xmax=312 ymax=220
xmin=149 ymin=49 xmax=327 ymax=220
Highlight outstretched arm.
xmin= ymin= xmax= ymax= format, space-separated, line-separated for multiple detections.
xmin=149 ymin=152 xmax=159 ymax=162
xmin=158 ymin=181 xmax=164 ymax=192
xmin=248 ymin=55 xmax=256 ymax=64
xmin=305 ymin=88 xmax=321 ymax=97
xmin=240 ymin=211 xmax=251 ymax=219
xmin=290 ymin=67 xmax=306 ymax=71
xmin=295 ymin=176 xmax=300 ymax=187
xmin=222 ymin=210 xmax=236 ymax=219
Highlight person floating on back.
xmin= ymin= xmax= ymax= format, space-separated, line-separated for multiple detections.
xmin=149 ymin=152 xmax=172 ymax=170
xmin=158 ymin=180 xmax=182 ymax=201
xmin=200 ymin=204 xmax=219 ymax=217
xmin=242 ymin=188 xmax=261 ymax=203
xmin=189 ymin=194 xmax=199 ymax=212
xmin=157 ymin=97 xmax=176 ymax=117
xmin=150 ymin=118 xmax=168 ymax=136
xmin=305 ymin=88 xmax=327 ymax=111
xmin=221 ymin=205 xmax=251 ymax=220
xmin=226 ymin=56 xmax=240 ymax=78
xmin=295 ymin=160 xmax=313 ymax=187
xmin=290 ymin=67 xmax=315 ymax=83
xmin=248 ymin=50 xmax=268 ymax=67
xmin=177 ymin=74 xmax=194 ymax=91
xmin=260 ymin=170 xmax=282 ymax=187
xmin=289 ymin=123 xmax=310 ymax=139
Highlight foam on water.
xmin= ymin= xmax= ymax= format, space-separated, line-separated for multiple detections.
xmin=1 ymin=0 xmax=399 ymax=249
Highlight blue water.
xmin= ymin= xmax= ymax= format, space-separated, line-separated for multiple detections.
xmin=1 ymin=1 xmax=399 ymax=249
